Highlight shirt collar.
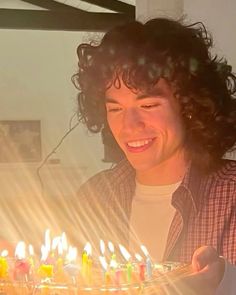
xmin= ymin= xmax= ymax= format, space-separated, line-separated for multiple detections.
xmin=116 ymin=159 xmax=203 ymax=214
xmin=173 ymin=163 xmax=203 ymax=213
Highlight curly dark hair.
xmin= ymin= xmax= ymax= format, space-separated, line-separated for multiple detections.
xmin=72 ymin=17 xmax=236 ymax=172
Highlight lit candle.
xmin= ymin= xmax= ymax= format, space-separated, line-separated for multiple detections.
xmin=44 ymin=229 xmax=55 ymax=265
xmin=64 ymin=246 xmax=79 ymax=283
xmin=38 ymin=245 xmax=53 ymax=279
xmin=44 ymin=229 xmax=51 ymax=254
xmin=54 ymin=240 xmax=67 ymax=283
xmin=108 ymin=241 xmax=117 ymax=265
xmin=14 ymin=241 xmax=30 ymax=281
xmin=119 ymin=244 xmax=133 ymax=284
xmin=135 ymin=253 xmax=145 ymax=281
xmin=61 ymin=232 xmax=68 ymax=252
xmin=28 ymin=245 xmax=35 ymax=268
xmin=108 ymin=241 xmax=120 ymax=285
xmin=82 ymin=242 xmax=92 ymax=283
xmin=28 ymin=244 xmax=35 ymax=279
xmin=99 ymin=256 xmax=110 ymax=286
xmin=0 ymin=250 xmax=9 ymax=279
xmin=141 ymin=245 xmax=152 ymax=279
xmin=100 ymin=239 xmax=105 ymax=256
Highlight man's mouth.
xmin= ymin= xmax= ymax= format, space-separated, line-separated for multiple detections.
xmin=125 ymin=138 xmax=155 ymax=153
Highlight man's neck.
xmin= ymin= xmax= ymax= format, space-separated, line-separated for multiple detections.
xmin=136 ymin=153 xmax=189 ymax=186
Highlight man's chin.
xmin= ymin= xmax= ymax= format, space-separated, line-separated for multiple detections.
xmin=126 ymin=158 xmax=155 ymax=172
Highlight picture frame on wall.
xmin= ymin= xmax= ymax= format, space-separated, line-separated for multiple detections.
xmin=0 ymin=120 xmax=41 ymax=162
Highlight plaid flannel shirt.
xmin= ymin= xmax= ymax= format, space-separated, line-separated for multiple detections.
xmin=77 ymin=159 xmax=236 ymax=264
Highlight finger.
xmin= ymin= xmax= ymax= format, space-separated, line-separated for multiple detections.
xmin=192 ymin=246 xmax=218 ymax=271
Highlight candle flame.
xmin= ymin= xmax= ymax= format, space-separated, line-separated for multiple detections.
xmin=100 ymin=239 xmax=105 ymax=255
xmin=28 ymin=244 xmax=34 ymax=256
xmin=135 ymin=253 xmax=143 ymax=262
xmin=15 ymin=241 xmax=26 ymax=259
xmin=52 ymin=236 xmax=60 ymax=251
xmin=1 ymin=250 xmax=8 ymax=257
xmin=119 ymin=244 xmax=131 ymax=261
xmin=99 ymin=256 xmax=108 ymax=271
xmin=108 ymin=241 xmax=114 ymax=253
xmin=44 ymin=229 xmax=51 ymax=252
xmin=140 ymin=245 xmax=149 ymax=257
xmin=84 ymin=242 xmax=92 ymax=256
xmin=58 ymin=240 xmax=63 ymax=256
xmin=110 ymin=258 xmax=118 ymax=269
xmin=61 ymin=232 xmax=68 ymax=251
xmin=66 ymin=246 xmax=77 ymax=262
xmin=41 ymin=244 xmax=49 ymax=261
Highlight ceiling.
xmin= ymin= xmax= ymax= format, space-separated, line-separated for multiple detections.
xmin=0 ymin=0 xmax=135 ymax=31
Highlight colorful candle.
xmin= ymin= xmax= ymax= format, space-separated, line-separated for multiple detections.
xmin=126 ymin=261 xmax=132 ymax=283
xmin=64 ymin=246 xmax=79 ymax=279
xmin=99 ymin=256 xmax=110 ymax=286
xmin=135 ymin=253 xmax=145 ymax=281
xmin=82 ymin=242 xmax=92 ymax=282
xmin=119 ymin=244 xmax=133 ymax=284
xmin=0 ymin=250 xmax=9 ymax=279
xmin=140 ymin=245 xmax=152 ymax=279
xmin=14 ymin=241 xmax=30 ymax=281
xmin=38 ymin=245 xmax=53 ymax=279
xmin=100 ymin=239 xmax=105 ymax=256
xmin=64 ymin=247 xmax=79 ymax=284
xmin=146 ymin=257 xmax=152 ymax=279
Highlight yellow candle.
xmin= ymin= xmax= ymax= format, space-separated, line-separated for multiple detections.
xmin=105 ymin=271 xmax=111 ymax=286
xmin=0 ymin=257 xmax=8 ymax=279
xmin=87 ymin=257 xmax=92 ymax=283
xmin=38 ymin=264 xmax=53 ymax=279
xmin=81 ymin=251 xmax=88 ymax=278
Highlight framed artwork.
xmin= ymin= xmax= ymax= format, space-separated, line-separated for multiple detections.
xmin=0 ymin=120 xmax=41 ymax=162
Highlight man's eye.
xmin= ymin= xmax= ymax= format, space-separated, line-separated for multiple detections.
xmin=141 ymin=104 xmax=160 ymax=109
xmin=107 ymin=107 xmax=122 ymax=113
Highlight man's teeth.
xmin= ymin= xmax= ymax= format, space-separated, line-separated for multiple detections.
xmin=127 ymin=139 xmax=153 ymax=148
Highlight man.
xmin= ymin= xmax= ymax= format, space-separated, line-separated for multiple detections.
xmin=72 ymin=18 xmax=236 ymax=294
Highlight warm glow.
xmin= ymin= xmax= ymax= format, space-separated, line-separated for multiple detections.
xmin=100 ymin=239 xmax=105 ymax=255
xmin=108 ymin=241 xmax=114 ymax=253
xmin=66 ymin=246 xmax=77 ymax=262
xmin=135 ymin=253 xmax=142 ymax=262
xmin=99 ymin=256 xmax=108 ymax=271
xmin=61 ymin=232 xmax=68 ymax=251
xmin=1 ymin=250 xmax=8 ymax=257
xmin=140 ymin=245 xmax=149 ymax=257
xmin=15 ymin=241 xmax=26 ymax=259
xmin=28 ymin=244 xmax=34 ymax=256
xmin=84 ymin=242 xmax=92 ymax=256
xmin=52 ymin=236 xmax=60 ymax=251
xmin=40 ymin=244 xmax=49 ymax=261
xmin=118 ymin=244 xmax=131 ymax=261
xmin=44 ymin=229 xmax=51 ymax=252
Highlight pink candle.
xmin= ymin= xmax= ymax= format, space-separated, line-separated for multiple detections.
xmin=139 ymin=263 xmax=145 ymax=281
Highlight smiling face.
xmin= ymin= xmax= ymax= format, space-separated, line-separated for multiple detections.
xmin=105 ymin=78 xmax=188 ymax=184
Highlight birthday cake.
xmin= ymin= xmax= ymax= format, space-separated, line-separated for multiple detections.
xmin=0 ymin=231 xmax=191 ymax=294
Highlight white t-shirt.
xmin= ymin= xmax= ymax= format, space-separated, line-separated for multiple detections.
xmin=129 ymin=180 xmax=181 ymax=261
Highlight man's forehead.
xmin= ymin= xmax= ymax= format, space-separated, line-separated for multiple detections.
xmin=105 ymin=78 xmax=172 ymax=99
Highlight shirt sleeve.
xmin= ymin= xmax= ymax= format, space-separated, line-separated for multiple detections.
xmin=215 ymin=259 xmax=236 ymax=295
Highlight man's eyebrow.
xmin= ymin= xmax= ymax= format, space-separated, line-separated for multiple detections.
xmin=105 ymin=88 xmax=166 ymax=103
xmin=137 ymin=88 xmax=166 ymax=99
xmin=105 ymin=97 xmax=119 ymax=103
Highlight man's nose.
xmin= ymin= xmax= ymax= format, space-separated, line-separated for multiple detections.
xmin=122 ymin=108 xmax=145 ymax=132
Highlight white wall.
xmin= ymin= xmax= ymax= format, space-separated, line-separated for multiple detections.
xmin=184 ymin=0 xmax=236 ymax=71
xmin=0 ymin=29 xmax=109 ymax=181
